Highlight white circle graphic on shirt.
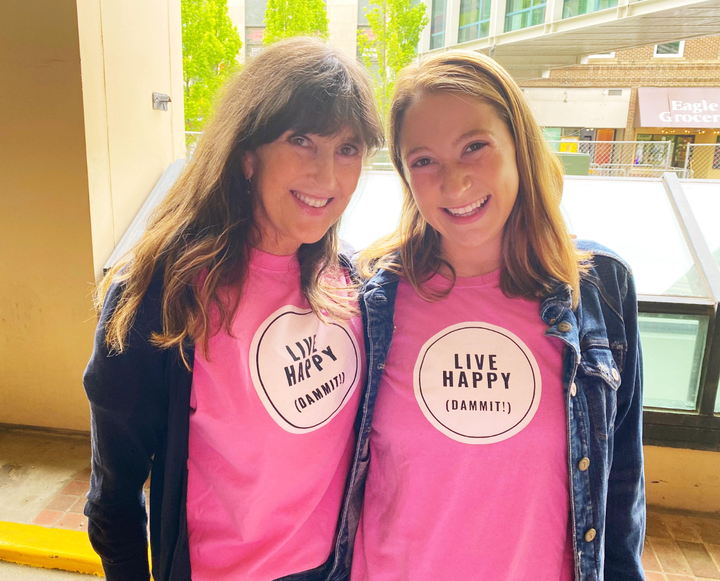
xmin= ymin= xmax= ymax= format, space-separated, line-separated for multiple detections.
xmin=413 ymin=322 xmax=541 ymax=444
xmin=250 ymin=305 xmax=361 ymax=434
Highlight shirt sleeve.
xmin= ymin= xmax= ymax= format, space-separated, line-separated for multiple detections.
xmin=604 ymin=266 xmax=646 ymax=581
xmin=83 ymin=278 xmax=170 ymax=581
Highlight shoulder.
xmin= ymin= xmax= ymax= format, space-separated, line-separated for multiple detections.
xmin=99 ymin=269 xmax=166 ymax=342
xmin=575 ymin=239 xmax=633 ymax=277
xmin=577 ymin=239 xmax=634 ymax=296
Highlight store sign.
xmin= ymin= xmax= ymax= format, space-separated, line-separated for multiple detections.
xmin=635 ymin=87 xmax=720 ymax=128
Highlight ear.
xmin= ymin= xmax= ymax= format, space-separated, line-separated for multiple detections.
xmin=241 ymin=150 xmax=258 ymax=182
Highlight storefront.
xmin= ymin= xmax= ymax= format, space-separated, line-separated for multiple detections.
xmin=634 ymin=87 xmax=720 ymax=178
xmin=521 ymin=87 xmax=632 ymax=150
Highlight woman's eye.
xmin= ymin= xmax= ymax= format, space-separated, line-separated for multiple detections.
xmin=290 ymin=135 xmax=310 ymax=147
xmin=466 ymin=141 xmax=486 ymax=153
xmin=339 ymin=144 xmax=359 ymax=157
xmin=411 ymin=157 xmax=432 ymax=168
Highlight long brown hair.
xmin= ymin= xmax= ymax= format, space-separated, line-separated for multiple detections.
xmin=98 ymin=37 xmax=383 ymax=366
xmin=358 ymin=50 xmax=588 ymax=306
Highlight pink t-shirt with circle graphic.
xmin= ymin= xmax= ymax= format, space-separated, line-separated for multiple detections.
xmin=187 ymin=249 xmax=364 ymax=581
xmin=351 ymin=270 xmax=574 ymax=581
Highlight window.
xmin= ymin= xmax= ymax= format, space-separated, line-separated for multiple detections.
xmin=458 ymin=0 xmax=491 ymax=43
xmin=588 ymin=52 xmax=615 ymax=59
xmin=505 ymin=0 xmax=546 ymax=32
xmin=714 ymin=136 xmax=720 ymax=170
xmin=430 ymin=0 xmax=447 ymax=49
xmin=654 ymin=41 xmax=685 ymax=57
xmin=562 ymin=0 xmax=616 ymax=18
xmin=245 ymin=28 xmax=265 ymax=59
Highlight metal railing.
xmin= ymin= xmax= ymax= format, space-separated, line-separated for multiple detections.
xmin=185 ymin=131 xmax=202 ymax=157
xmin=684 ymin=143 xmax=720 ymax=180
xmin=546 ymin=140 xmax=675 ymax=177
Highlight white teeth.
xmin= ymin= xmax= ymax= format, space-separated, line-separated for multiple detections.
xmin=292 ymin=191 xmax=330 ymax=208
xmin=446 ymin=195 xmax=489 ymax=217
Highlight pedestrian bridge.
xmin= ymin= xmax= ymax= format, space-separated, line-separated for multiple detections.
xmin=424 ymin=0 xmax=720 ymax=79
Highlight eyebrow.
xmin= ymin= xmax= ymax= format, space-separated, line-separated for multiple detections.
xmin=403 ymin=128 xmax=492 ymax=158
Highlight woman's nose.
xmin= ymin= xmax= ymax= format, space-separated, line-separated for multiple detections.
xmin=443 ymin=165 xmax=471 ymax=199
xmin=313 ymin=151 xmax=337 ymax=191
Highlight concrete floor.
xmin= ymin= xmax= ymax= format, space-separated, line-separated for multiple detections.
xmin=0 ymin=428 xmax=90 ymax=525
xmin=0 ymin=562 xmax=93 ymax=580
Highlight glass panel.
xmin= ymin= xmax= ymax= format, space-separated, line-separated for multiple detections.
xmin=459 ymin=0 xmax=480 ymax=26
xmin=431 ymin=0 xmax=447 ymax=39
xmin=458 ymin=23 xmax=479 ymax=43
xmin=531 ymin=6 xmax=545 ymax=25
xmin=357 ymin=0 xmax=372 ymax=25
xmin=245 ymin=0 xmax=268 ymax=26
xmin=430 ymin=33 xmax=445 ymax=49
xmin=245 ymin=28 xmax=265 ymax=59
xmin=681 ymin=180 xmax=720 ymax=272
xmin=561 ymin=177 xmax=709 ymax=297
xmin=339 ymin=172 xmax=405 ymax=251
xmin=656 ymin=41 xmax=681 ymax=55
xmin=563 ymin=0 xmax=616 ymax=18
xmin=640 ymin=313 xmax=708 ymax=410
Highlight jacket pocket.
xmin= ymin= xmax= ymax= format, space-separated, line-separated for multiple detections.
xmin=578 ymin=347 xmax=621 ymax=440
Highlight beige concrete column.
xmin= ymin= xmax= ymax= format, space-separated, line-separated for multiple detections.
xmin=0 ymin=0 xmax=184 ymax=431
xmin=328 ymin=0 xmax=359 ymax=57
xmin=227 ymin=0 xmax=247 ymax=63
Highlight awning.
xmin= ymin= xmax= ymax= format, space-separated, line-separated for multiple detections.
xmin=521 ymin=88 xmax=631 ymax=129
xmin=635 ymin=87 xmax=720 ymax=128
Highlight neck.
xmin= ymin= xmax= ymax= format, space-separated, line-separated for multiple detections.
xmin=440 ymin=239 xmax=503 ymax=278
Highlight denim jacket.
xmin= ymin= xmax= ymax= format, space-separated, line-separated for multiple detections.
xmin=325 ymin=240 xmax=645 ymax=581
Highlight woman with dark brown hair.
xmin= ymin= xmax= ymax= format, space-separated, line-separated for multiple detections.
xmin=83 ymin=37 xmax=382 ymax=581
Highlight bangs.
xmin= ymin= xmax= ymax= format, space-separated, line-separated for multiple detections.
xmin=245 ymin=55 xmax=381 ymax=153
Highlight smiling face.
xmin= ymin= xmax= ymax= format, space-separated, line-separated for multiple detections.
xmin=243 ymin=128 xmax=364 ymax=255
xmin=400 ymin=92 xmax=519 ymax=277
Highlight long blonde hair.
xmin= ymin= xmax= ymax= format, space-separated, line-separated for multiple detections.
xmin=98 ymin=37 xmax=383 ymax=366
xmin=358 ymin=50 xmax=588 ymax=306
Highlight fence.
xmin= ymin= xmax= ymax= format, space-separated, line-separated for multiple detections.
xmin=684 ymin=143 xmax=720 ymax=180
xmin=185 ymin=131 xmax=202 ymax=158
xmin=544 ymin=140 xmax=691 ymax=178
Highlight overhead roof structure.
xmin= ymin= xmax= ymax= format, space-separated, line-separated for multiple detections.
xmin=425 ymin=0 xmax=720 ymax=80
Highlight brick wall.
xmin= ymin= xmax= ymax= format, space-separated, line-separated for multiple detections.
xmin=521 ymin=36 xmax=720 ymax=137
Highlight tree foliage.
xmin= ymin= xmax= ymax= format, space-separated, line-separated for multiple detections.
xmin=358 ymin=0 xmax=429 ymax=119
xmin=182 ymin=0 xmax=243 ymax=131
xmin=263 ymin=0 xmax=329 ymax=45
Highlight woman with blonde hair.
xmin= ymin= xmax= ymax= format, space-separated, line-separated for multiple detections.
xmin=343 ymin=51 xmax=644 ymax=581
xmin=83 ymin=37 xmax=382 ymax=581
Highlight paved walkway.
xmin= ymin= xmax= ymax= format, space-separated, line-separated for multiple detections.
xmin=2 ymin=425 xmax=720 ymax=579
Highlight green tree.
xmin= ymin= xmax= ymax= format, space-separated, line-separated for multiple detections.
xmin=182 ymin=0 xmax=243 ymax=131
xmin=263 ymin=0 xmax=329 ymax=45
xmin=358 ymin=0 xmax=429 ymax=119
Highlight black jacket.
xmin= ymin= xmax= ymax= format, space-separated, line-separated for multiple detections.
xmin=83 ymin=266 xmax=350 ymax=581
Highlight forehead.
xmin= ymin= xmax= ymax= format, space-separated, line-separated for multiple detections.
xmin=400 ymin=92 xmax=509 ymax=149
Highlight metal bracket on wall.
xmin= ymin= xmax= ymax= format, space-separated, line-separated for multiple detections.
xmin=152 ymin=92 xmax=171 ymax=111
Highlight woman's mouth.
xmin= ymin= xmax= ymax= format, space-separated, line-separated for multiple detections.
xmin=291 ymin=190 xmax=331 ymax=208
xmin=444 ymin=195 xmax=489 ymax=217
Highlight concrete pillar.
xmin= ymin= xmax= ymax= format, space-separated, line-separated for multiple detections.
xmin=0 ymin=0 xmax=183 ymax=431
xmin=328 ymin=0 xmax=359 ymax=57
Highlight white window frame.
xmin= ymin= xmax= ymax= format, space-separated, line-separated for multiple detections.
xmin=588 ymin=52 xmax=615 ymax=59
xmin=654 ymin=40 xmax=685 ymax=58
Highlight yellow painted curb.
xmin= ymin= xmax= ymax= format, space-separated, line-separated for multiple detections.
xmin=0 ymin=521 xmax=104 ymax=576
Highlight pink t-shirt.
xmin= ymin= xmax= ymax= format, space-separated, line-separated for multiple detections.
xmin=187 ymin=249 xmax=364 ymax=581
xmin=351 ymin=270 xmax=574 ymax=581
